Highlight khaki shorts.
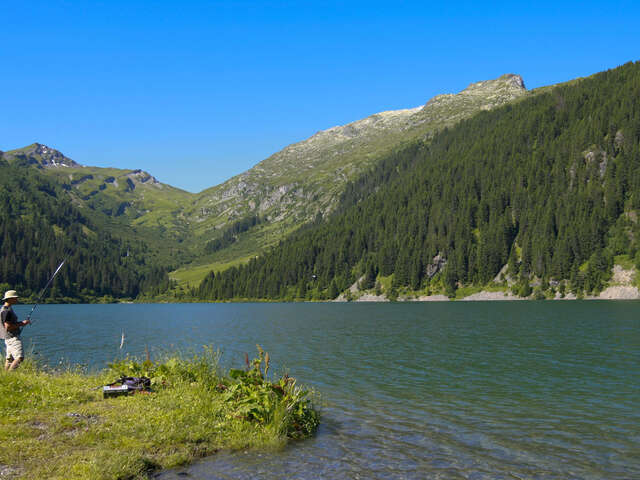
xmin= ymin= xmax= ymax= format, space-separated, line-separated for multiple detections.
xmin=5 ymin=337 xmax=23 ymax=361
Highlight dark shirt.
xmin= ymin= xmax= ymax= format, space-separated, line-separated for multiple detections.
xmin=1 ymin=305 xmax=21 ymax=339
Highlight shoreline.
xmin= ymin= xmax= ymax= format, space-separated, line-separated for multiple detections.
xmin=19 ymin=283 xmax=640 ymax=305
xmin=0 ymin=349 xmax=319 ymax=479
xmin=347 ymin=286 xmax=640 ymax=302
xmin=349 ymin=264 xmax=640 ymax=302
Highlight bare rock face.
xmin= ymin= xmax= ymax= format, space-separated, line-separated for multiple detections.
xmin=583 ymin=147 xmax=608 ymax=178
xmin=598 ymin=286 xmax=640 ymax=299
xmin=124 ymin=169 xmax=160 ymax=189
xmin=11 ymin=143 xmax=81 ymax=168
xmin=426 ymin=253 xmax=447 ymax=279
xmin=192 ymin=73 xmax=528 ymax=235
xmin=596 ymin=265 xmax=640 ymax=299
xmin=614 ymin=130 xmax=624 ymax=150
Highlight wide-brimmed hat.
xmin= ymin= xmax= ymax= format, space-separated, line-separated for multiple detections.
xmin=2 ymin=290 xmax=19 ymax=301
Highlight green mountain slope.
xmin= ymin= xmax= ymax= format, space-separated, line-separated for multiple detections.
xmin=5 ymin=74 xmax=530 ymax=289
xmin=2 ymin=144 xmax=195 ymax=266
xmin=174 ymin=73 xmax=528 ymax=281
xmin=0 ymin=158 xmax=170 ymax=302
xmin=196 ymin=61 xmax=640 ymax=301
xmin=190 ymin=74 xmax=527 ymax=227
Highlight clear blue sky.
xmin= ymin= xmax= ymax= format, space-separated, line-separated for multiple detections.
xmin=1 ymin=1 xmax=638 ymax=192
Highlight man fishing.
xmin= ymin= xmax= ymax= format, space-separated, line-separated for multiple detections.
xmin=0 ymin=258 xmax=67 ymax=371
xmin=2 ymin=290 xmax=30 ymax=371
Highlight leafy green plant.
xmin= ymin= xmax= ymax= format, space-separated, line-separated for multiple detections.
xmin=108 ymin=345 xmax=221 ymax=387
xmin=220 ymin=345 xmax=319 ymax=439
xmin=108 ymin=345 xmax=319 ymax=439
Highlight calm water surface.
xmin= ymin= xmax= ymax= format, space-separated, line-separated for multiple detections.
xmin=14 ymin=302 xmax=640 ymax=479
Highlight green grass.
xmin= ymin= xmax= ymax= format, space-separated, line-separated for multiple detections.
xmin=0 ymin=348 xmax=319 ymax=479
xmin=376 ymin=274 xmax=393 ymax=293
xmin=171 ymin=222 xmax=302 ymax=287
xmin=613 ymin=254 xmax=635 ymax=270
xmin=170 ymin=256 xmax=254 ymax=287
xmin=514 ymin=244 xmax=523 ymax=260
xmin=454 ymin=283 xmax=507 ymax=300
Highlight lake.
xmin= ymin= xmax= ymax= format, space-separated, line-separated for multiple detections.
xmin=12 ymin=302 xmax=640 ymax=479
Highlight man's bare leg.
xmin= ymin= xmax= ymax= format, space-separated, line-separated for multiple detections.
xmin=8 ymin=357 xmax=22 ymax=371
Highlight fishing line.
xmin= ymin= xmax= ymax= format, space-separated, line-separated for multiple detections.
xmin=27 ymin=253 xmax=70 ymax=324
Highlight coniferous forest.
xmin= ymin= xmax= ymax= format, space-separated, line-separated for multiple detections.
xmin=0 ymin=159 xmax=170 ymax=301
xmin=197 ymin=61 xmax=640 ymax=301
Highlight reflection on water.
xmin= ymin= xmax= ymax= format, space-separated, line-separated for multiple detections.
xmin=16 ymin=302 xmax=640 ymax=479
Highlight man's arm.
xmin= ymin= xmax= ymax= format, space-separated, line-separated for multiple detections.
xmin=1 ymin=308 xmax=7 ymax=330
xmin=1 ymin=309 xmax=28 ymax=332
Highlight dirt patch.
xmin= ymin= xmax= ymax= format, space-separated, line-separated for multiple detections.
xmin=460 ymin=291 xmax=522 ymax=301
xmin=611 ymin=265 xmax=635 ymax=285
xmin=0 ymin=464 xmax=22 ymax=478
xmin=598 ymin=286 xmax=640 ymax=300
xmin=412 ymin=294 xmax=450 ymax=301
xmin=354 ymin=293 xmax=389 ymax=302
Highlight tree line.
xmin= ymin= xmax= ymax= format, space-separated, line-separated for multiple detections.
xmin=204 ymin=215 xmax=262 ymax=254
xmin=196 ymin=61 xmax=640 ymax=300
xmin=0 ymin=159 xmax=170 ymax=302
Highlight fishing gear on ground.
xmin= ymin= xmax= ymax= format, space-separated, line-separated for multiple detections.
xmin=100 ymin=376 xmax=152 ymax=398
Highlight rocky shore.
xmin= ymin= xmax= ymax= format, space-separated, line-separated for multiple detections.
xmin=339 ymin=264 xmax=640 ymax=302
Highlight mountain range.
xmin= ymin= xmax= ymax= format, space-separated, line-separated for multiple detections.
xmin=4 ymin=62 xmax=639 ymax=302
xmin=196 ymin=61 xmax=640 ymax=301
xmin=1 ymin=73 xmax=529 ymax=288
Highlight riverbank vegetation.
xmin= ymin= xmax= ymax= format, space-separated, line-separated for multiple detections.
xmin=0 ymin=347 xmax=319 ymax=479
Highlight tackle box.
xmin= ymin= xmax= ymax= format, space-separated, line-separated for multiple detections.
xmin=103 ymin=384 xmax=129 ymax=398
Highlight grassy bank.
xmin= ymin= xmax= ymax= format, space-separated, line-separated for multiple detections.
xmin=0 ymin=347 xmax=319 ymax=479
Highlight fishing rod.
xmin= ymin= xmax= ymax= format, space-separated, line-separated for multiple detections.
xmin=26 ymin=256 xmax=68 ymax=324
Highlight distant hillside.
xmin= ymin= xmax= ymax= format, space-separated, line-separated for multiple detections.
xmin=4 ymin=73 xmax=530 ymax=289
xmin=2 ymin=143 xmax=80 ymax=168
xmin=0 ymin=158 xmax=170 ymax=302
xmin=3 ymin=144 xmax=191 ymax=232
xmin=173 ymin=73 xmax=529 ymax=282
xmin=189 ymin=74 xmax=527 ymax=228
xmin=197 ymin=61 xmax=640 ymax=301
xmin=3 ymin=144 xmax=195 ymax=266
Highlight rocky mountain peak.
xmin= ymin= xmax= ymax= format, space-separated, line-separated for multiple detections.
xmin=195 ymin=73 xmax=530 ymax=232
xmin=506 ymin=74 xmax=526 ymax=90
xmin=125 ymin=169 xmax=160 ymax=188
xmin=416 ymin=73 xmax=527 ymax=124
xmin=4 ymin=143 xmax=81 ymax=168
xmin=309 ymin=74 xmax=527 ymax=146
xmin=33 ymin=143 xmax=80 ymax=168
xmin=461 ymin=74 xmax=526 ymax=94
